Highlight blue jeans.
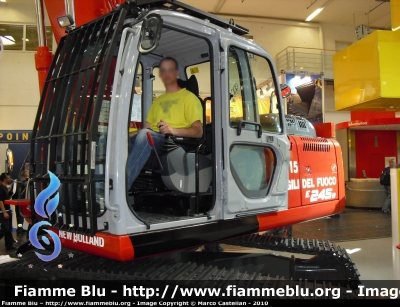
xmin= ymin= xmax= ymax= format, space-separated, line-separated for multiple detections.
xmin=127 ymin=129 xmax=165 ymax=188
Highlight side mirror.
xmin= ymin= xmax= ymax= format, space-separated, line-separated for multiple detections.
xmin=139 ymin=14 xmax=163 ymax=54
xmin=280 ymin=84 xmax=291 ymax=99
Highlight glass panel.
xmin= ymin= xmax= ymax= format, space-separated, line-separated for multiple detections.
xmin=26 ymin=25 xmax=53 ymax=51
xmin=129 ymin=63 xmax=143 ymax=133
xmin=93 ymin=41 xmax=119 ymax=215
xmin=96 ymin=100 xmax=110 ymax=174
xmin=186 ymin=62 xmax=211 ymax=97
xmin=230 ymin=145 xmax=275 ymax=198
xmin=228 ymin=47 xmax=257 ymax=128
xmin=0 ymin=24 xmax=23 ymax=50
xmin=152 ymin=67 xmax=163 ymax=98
xmin=249 ymin=54 xmax=282 ymax=133
xmin=94 ymin=182 xmax=105 ymax=213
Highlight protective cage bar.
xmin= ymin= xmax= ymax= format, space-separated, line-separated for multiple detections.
xmin=29 ymin=6 xmax=128 ymax=236
xmin=131 ymin=0 xmax=249 ymax=35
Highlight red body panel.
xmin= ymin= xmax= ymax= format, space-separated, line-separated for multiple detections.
xmin=313 ymin=122 xmax=335 ymax=138
xmin=51 ymin=228 xmax=135 ymax=262
xmin=288 ymin=139 xmax=301 ymax=208
xmin=290 ymin=136 xmax=339 ymax=206
xmin=272 ymin=135 xmax=345 ymax=231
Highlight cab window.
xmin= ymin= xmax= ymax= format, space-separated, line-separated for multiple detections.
xmin=129 ymin=63 xmax=143 ymax=134
xmin=228 ymin=47 xmax=257 ymax=127
xmin=230 ymin=145 xmax=275 ymax=198
xmin=249 ymin=54 xmax=281 ymax=133
xmin=152 ymin=67 xmax=164 ymax=99
xmin=186 ymin=62 xmax=212 ymax=123
xmin=228 ymin=46 xmax=282 ymax=133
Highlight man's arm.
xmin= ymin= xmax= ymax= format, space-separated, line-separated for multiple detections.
xmin=0 ymin=201 xmax=9 ymax=219
xmin=158 ymin=120 xmax=203 ymax=138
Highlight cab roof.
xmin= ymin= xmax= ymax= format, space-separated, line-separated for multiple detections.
xmin=128 ymin=0 xmax=249 ymax=36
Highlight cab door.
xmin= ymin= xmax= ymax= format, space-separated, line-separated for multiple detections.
xmin=221 ymin=45 xmax=290 ymax=218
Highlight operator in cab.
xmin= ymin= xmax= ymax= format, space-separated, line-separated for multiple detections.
xmin=127 ymin=57 xmax=203 ymax=188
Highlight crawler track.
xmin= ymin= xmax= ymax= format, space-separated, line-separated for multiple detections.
xmin=225 ymin=232 xmax=360 ymax=283
xmin=0 ymin=234 xmax=360 ymax=300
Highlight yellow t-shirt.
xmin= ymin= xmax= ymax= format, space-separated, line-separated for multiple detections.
xmin=146 ymin=88 xmax=203 ymax=132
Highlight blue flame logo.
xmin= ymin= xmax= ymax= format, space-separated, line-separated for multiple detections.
xmin=29 ymin=171 xmax=62 ymax=261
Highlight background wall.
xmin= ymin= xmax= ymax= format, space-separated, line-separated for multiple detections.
xmin=220 ymin=16 xmax=322 ymax=60
xmin=0 ymin=52 xmax=40 ymax=130
xmin=322 ymin=24 xmax=358 ymax=50
xmin=324 ymin=80 xmax=350 ymax=124
xmin=0 ymin=3 xmax=361 ymax=131
xmin=0 ymin=0 xmax=42 ymax=24
xmin=0 ymin=0 xmax=51 ymax=130
xmin=355 ymin=130 xmax=397 ymax=178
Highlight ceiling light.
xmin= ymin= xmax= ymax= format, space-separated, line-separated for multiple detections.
xmin=0 ymin=35 xmax=15 ymax=45
xmin=305 ymin=7 xmax=324 ymax=21
xmin=345 ymin=248 xmax=361 ymax=254
xmin=0 ymin=0 xmax=6 ymax=3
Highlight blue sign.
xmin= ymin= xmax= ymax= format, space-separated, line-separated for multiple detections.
xmin=28 ymin=171 xmax=62 ymax=261
xmin=0 ymin=130 xmax=32 ymax=143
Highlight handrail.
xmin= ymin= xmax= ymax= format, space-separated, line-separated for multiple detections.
xmin=276 ymin=46 xmax=337 ymax=76
xmin=105 ymin=26 xmax=139 ymax=212
xmin=276 ymin=46 xmax=337 ymax=59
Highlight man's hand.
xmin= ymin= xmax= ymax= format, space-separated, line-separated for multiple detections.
xmin=3 ymin=212 xmax=9 ymax=219
xmin=157 ymin=120 xmax=175 ymax=135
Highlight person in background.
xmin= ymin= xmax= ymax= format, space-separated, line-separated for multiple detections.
xmin=380 ymin=159 xmax=396 ymax=214
xmin=0 ymin=173 xmax=17 ymax=251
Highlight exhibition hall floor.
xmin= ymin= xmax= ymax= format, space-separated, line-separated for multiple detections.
xmin=221 ymin=208 xmax=394 ymax=280
xmin=0 ymin=208 xmax=393 ymax=280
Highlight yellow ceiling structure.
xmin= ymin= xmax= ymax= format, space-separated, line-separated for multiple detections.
xmin=333 ymin=0 xmax=400 ymax=111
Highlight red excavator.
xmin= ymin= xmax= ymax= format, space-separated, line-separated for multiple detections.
xmin=1 ymin=0 xmax=357 ymax=289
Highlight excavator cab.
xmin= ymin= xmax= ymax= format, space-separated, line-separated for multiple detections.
xmin=24 ymin=0 xmax=344 ymax=261
xmin=117 ymin=6 xmax=288 ymax=226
